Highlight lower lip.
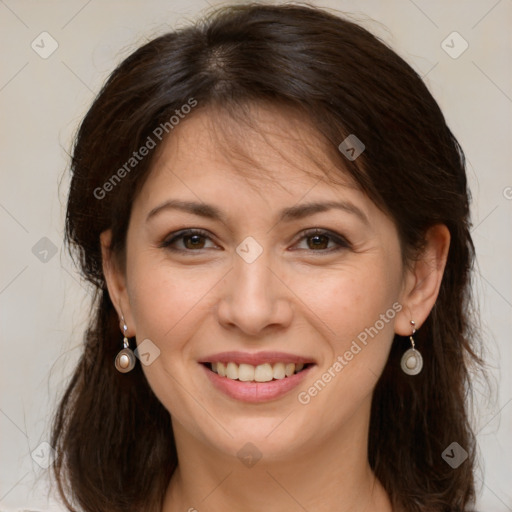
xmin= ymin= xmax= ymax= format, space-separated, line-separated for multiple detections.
xmin=202 ymin=364 xmax=313 ymax=403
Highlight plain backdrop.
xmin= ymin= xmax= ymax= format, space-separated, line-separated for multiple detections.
xmin=1 ymin=0 xmax=511 ymax=510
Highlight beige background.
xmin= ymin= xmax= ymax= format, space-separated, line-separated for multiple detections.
xmin=1 ymin=0 xmax=511 ymax=510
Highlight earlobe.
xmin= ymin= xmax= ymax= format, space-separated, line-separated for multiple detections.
xmin=395 ymin=224 xmax=450 ymax=335
xmin=100 ymin=229 xmax=135 ymax=335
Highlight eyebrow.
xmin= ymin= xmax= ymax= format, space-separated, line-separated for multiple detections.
xmin=146 ymin=199 xmax=369 ymax=226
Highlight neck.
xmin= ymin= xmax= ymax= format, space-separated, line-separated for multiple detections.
xmin=162 ymin=400 xmax=392 ymax=512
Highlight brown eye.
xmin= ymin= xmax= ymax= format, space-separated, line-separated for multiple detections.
xmin=161 ymin=229 xmax=218 ymax=252
xmin=292 ymin=228 xmax=351 ymax=253
xmin=307 ymin=234 xmax=330 ymax=250
xmin=183 ymin=234 xmax=206 ymax=249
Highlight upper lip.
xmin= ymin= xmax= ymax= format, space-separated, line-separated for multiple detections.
xmin=199 ymin=351 xmax=316 ymax=366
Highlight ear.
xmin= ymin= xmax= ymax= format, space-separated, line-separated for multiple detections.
xmin=395 ymin=224 xmax=450 ymax=335
xmin=100 ymin=229 xmax=136 ymax=336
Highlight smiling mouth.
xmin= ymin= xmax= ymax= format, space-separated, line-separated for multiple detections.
xmin=203 ymin=361 xmax=312 ymax=383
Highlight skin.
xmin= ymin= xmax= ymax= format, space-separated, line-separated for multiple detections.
xmin=101 ymin=104 xmax=450 ymax=512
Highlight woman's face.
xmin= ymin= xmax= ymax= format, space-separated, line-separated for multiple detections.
xmin=109 ymin=105 xmax=413 ymax=461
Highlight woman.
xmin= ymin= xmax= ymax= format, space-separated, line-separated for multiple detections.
xmin=52 ymin=3 xmax=483 ymax=511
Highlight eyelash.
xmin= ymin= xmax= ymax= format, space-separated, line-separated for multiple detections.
xmin=160 ymin=228 xmax=351 ymax=254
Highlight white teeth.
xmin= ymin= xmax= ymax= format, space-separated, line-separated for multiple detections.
xmin=254 ymin=363 xmax=273 ymax=382
xmin=226 ymin=362 xmax=239 ymax=379
xmin=209 ymin=361 xmax=308 ymax=381
xmin=273 ymin=362 xmax=286 ymax=380
xmin=285 ymin=363 xmax=295 ymax=377
xmin=238 ymin=363 xmax=255 ymax=382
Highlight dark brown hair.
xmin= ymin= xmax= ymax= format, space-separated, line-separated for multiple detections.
xmin=53 ymin=3 xmax=482 ymax=511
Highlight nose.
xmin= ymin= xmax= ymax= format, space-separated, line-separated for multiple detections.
xmin=216 ymin=251 xmax=294 ymax=337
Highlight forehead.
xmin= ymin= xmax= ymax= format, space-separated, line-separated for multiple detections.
xmin=142 ymin=102 xmax=359 ymax=197
xmin=128 ymin=103 xmax=401 ymax=255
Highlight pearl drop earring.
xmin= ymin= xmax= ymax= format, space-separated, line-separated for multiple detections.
xmin=400 ymin=320 xmax=423 ymax=375
xmin=114 ymin=318 xmax=136 ymax=373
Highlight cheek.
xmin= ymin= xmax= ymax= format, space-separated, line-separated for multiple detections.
xmin=289 ymin=267 xmax=402 ymax=431
xmin=299 ymin=261 xmax=400 ymax=335
xmin=125 ymin=257 xmax=222 ymax=428
xmin=292 ymin=256 xmax=402 ymax=381
xmin=126 ymin=249 xmax=220 ymax=343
